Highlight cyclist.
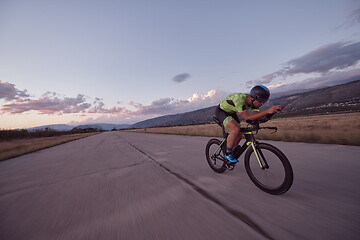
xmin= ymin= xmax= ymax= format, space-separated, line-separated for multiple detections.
xmin=215 ymin=85 xmax=282 ymax=164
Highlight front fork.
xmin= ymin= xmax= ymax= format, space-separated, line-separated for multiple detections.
xmin=250 ymin=141 xmax=269 ymax=170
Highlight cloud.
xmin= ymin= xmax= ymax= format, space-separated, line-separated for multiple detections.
xmin=247 ymin=41 xmax=360 ymax=87
xmin=131 ymin=98 xmax=185 ymax=115
xmin=172 ymin=73 xmax=191 ymax=83
xmin=187 ymin=89 xmax=226 ymax=106
xmin=335 ymin=8 xmax=360 ymax=30
xmin=128 ymin=89 xmax=228 ymax=116
xmin=63 ymin=89 xmax=229 ymax=125
xmin=1 ymin=92 xmax=91 ymax=114
xmin=0 ymin=92 xmax=131 ymax=115
xmin=87 ymin=98 xmax=129 ymax=114
xmin=1 ymin=80 xmax=228 ymax=124
xmin=0 ymin=81 xmax=131 ymax=116
xmin=285 ymin=41 xmax=360 ymax=74
xmin=269 ymin=67 xmax=360 ymax=93
xmin=0 ymin=81 xmax=30 ymax=101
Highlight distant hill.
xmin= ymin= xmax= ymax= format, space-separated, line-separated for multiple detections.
xmin=74 ymin=124 xmax=104 ymax=130
xmin=26 ymin=80 xmax=360 ymax=131
xmin=75 ymin=123 xmax=131 ymax=131
xmin=270 ymin=88 xmax=314 ymax=99
xmin=28 ymin=123 xmax=131 ymax=131
xmin=130 ymin=80 xmax=360 ymax=128
xmin=28 ymin=124 xmax=74 ymax=131
xmin=269 ymin=80 xmax=360 ymax=116
xmin=131 ymin=106 xmax=216 ymax=128
xmin=95 ymin=123 xmax=132 ymax=130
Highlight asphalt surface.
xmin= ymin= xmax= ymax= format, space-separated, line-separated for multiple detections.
xmin=0 ymin=132 xmax=359 ymax=240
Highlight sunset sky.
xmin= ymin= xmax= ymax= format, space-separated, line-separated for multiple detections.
xmin=1 ymin=0 xmax=360 ymax=129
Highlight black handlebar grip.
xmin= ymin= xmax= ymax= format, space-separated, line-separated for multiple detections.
xmin=246 ymin=120 xmax=256 ymax=124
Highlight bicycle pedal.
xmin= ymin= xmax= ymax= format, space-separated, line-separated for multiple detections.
xmin=226 ymin=160 xmax=237 ymax=166
xmin=226 ymin=164 xmax=236 ymax=170
xmin=227 ymin=165 xmax=235 ymax=171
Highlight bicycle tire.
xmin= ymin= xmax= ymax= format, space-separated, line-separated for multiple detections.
xmin=244 ymin=143 xmax=293 ymax=195
xmin=205 ymin=138 xmax=227 ymax=173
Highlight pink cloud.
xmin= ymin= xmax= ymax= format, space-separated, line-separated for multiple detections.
xmin=128 ymin=89 xmax=227 ymax=116
xmin=1 ymin=80 xmax=228 ymax=123
xmin=1 ymin=92 xmax=91 ymax=114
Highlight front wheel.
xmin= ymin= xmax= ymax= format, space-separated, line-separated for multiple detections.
xmin=244 ymin=143 xmax=293 ymax=195
xmin=205 ymin=138 xmax=227 ymax=173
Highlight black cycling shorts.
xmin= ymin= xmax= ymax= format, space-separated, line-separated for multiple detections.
xmin=215 ymin=105 xmax=240 ymax=127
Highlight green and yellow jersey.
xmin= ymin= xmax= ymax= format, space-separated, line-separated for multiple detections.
xmin=219 ymin=93 xmax=259 ymax=113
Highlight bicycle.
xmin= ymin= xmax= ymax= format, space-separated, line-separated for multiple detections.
xmin=205 ymin=113 xmax=293 ymax=195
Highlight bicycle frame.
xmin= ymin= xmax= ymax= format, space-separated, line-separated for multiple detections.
xmin=233 ymin=130 xmax=269 ymax=169
xmin=212 ymin=116 xmax=277 ymax=170
xmin=212 ymin=116 xmax=271 ymax=170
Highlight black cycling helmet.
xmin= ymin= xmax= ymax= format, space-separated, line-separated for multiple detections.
xmin=250 ymin=85 xmax=270 ymax=103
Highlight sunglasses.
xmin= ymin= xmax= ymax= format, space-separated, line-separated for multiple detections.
xmin=256 ymin=97 xmax=268 ymax=103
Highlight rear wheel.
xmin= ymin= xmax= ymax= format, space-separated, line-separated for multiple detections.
xmin=244 ymin=143 xmax=293 ymax=194
xmin=205 ymin=139 xmax=227 ymax=173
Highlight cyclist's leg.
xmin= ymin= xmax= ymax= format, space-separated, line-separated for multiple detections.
xmin=224 ymin=111 xmax=242 ymax=151
xmin=225 ymin=119 xmax=241 ymax=154
xmin=222 ymin=119 xmax=241 ymax=163
xmin=234 ymin=131 xmax=242 ymax=146
xmin=215 ymin=106 xmax=241 ymax=158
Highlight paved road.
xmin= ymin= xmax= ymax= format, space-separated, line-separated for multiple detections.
xmin=0 ymin=132 xmax=359 ymax=240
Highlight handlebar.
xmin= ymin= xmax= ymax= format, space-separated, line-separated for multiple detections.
xmin=244 ymin=113 xmax=278 ymax=133
xmin=242 ymin=125 xmax=278 ymax=134
xmin=213 ymin=111 xmax=280 ymax=135
xmin=246 ymin=113 xmax=276 ymax=125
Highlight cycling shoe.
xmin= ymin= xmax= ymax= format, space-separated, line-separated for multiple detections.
xmin=225 ymin=154 xmax=239 ymax=164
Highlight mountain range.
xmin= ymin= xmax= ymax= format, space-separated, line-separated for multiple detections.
xmin=130 ymin=80 xmax=360 ymax=128
xmin=27 ymin=80 xmax=360 ymax=131
xmin=269 ymin=80 xmax=360 ymax=116
xmin=28 ymin=123 xmax=131 ymax=131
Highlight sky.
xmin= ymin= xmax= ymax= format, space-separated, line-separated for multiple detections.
xmin=1 ymin=0 xmax=360 ymax=129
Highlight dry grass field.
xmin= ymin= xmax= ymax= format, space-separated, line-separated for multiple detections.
xmin=0 ymin=133 xmax=98 ymax=162
xmin=126 ymin=112 xmax=360 ymax=146
xmin=2 ymin=113 xmax=358 ymax=162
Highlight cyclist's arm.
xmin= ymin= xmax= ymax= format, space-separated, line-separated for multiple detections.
xmin=239 ymin=105 xmax=282 ymax=121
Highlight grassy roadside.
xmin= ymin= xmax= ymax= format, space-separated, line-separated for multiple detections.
xmin=125 ymin=112 xmax=360 ymax=146
xmin=0 ymin=133 xmax=99 ymax=162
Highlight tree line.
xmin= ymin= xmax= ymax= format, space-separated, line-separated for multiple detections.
xmin=0 ymin=127 xmax=103 ymax=141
